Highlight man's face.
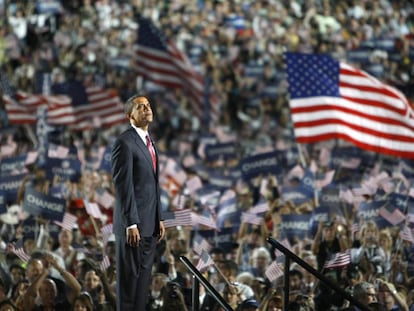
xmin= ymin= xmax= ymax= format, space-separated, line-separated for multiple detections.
xmin=26 ymin=260 xmax=44 ymax=283
xmin=289 ymin=273 xmax=302 ymax=290
xmin=363 ymin=287 xmax=378 ymax=305
xmin=151 ymin=275 xmax=166 ymax=291
xmin=129 ymin=97 xmax=153 ymax=128
xmin=58 ymin=230 xmax=73 ymax=246
xmin=253 ymin=255 xmax=268 ymax=269
xmin=39 ymin=279 xmax=57 ymax=305
xmin=83 ymin=270 xmax=101 ymax=292
xmin=322 ymin=226 xmax=335 ymax=241
xmin=11 ymin=267 xmax=25 ymax=283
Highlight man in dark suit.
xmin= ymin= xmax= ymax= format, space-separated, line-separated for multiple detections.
xmin=111 ymin=95 xmax=165 ymax=311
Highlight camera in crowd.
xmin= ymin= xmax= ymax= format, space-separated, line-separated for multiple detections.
xmin=160 ymin=281 xmax=189 ymax=311
xmin=166 ymin=281 xmax=181 ymax=299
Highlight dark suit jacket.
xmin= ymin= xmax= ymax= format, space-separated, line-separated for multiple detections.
xmin=111 ymin=127 xmax=162 ymax=237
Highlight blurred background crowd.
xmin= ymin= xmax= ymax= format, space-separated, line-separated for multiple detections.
xmin=1 ymin=0 xmax=414 ymax=310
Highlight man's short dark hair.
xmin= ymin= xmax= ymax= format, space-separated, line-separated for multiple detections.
xmin=353 ymin=281 xmax=375 ymax=300
xmin=124 ymin=95 xmax=149 ymax=115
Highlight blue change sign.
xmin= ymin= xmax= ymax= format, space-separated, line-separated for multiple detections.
xmin=280 ymin=214 xmax=312 ymax=242
xmin=240 ymin=151 xmax=283 ymax=181
xmin=45 ymin=157 xmax=81 ymax=182
xmin=0 ymin=173 xmax=26 ymax=204
xmin=22 ymin=187 xmax=66 ymax=222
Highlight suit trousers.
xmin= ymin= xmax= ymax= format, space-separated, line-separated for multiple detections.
xmin=115 ymin=234 xmax=157 ymax=311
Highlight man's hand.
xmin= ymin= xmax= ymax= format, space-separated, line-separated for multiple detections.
xmin=127 ymin=227 xmax=140 ymax=247
xmin=44 ymin=253 xmax=58 ymax=270
xmin=158 ymin=221 xmax=165 ymax=242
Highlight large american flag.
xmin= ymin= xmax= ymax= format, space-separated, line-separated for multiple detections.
xmin=3 ymin=86 xmax=126 ymax=130
xmin=134 ymin=17 xmax=219 ymax=124
xmin=286 ymin=52 xmax=414 ymax=159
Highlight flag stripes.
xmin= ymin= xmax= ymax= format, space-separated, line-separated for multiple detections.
xmin=134 ymin=17 xmax=221 ymax=124
xmin=193 ymin=234 xmax=212 ymax=255
xmin=265 ymin=261 xmax=284 ymax=282
xmin=286 ymin=52 xmax=414 ymax=159
xmin=54 ymin=212 xmax=78 ymax=230
xmin=241 ymin=212 xmax=263 ymax=225
xmin=162 ymin=209 xmax=192 ymax=228
xmin=3 ymin=87 xmax=125 ymax=130
xmin=378 ymin=205 xmax=406 ymax=225
xmin=196 ymin=250 xmax=215 ymax=272
xmin=99 ymin=255 xmax=111 ymax=271
xmin=323 ymin=251 xmax=351 ymax=269
xmin=135 ymin=18 xmax=204 ymax=119
xmin=10 ymin=240 xmax=31 ymax=263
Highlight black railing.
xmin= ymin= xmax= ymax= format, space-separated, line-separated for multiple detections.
xmin=179 ymin=256 xmax=233 ymax=311
xmin=267 ymin=237 xmax=371 ymax=311
xmin=178 ymin=238 xmax=370 ymax=311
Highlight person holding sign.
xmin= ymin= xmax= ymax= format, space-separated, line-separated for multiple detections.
xmin=111 ymin=95 xmax=165 ymax=311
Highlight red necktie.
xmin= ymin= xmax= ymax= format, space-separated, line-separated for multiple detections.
xmin=146 ymin=135 xmax=156 ymax=172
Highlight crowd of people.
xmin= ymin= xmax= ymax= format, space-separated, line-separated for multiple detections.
xmin=1 ymin=0 xmax=414 ymax=310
